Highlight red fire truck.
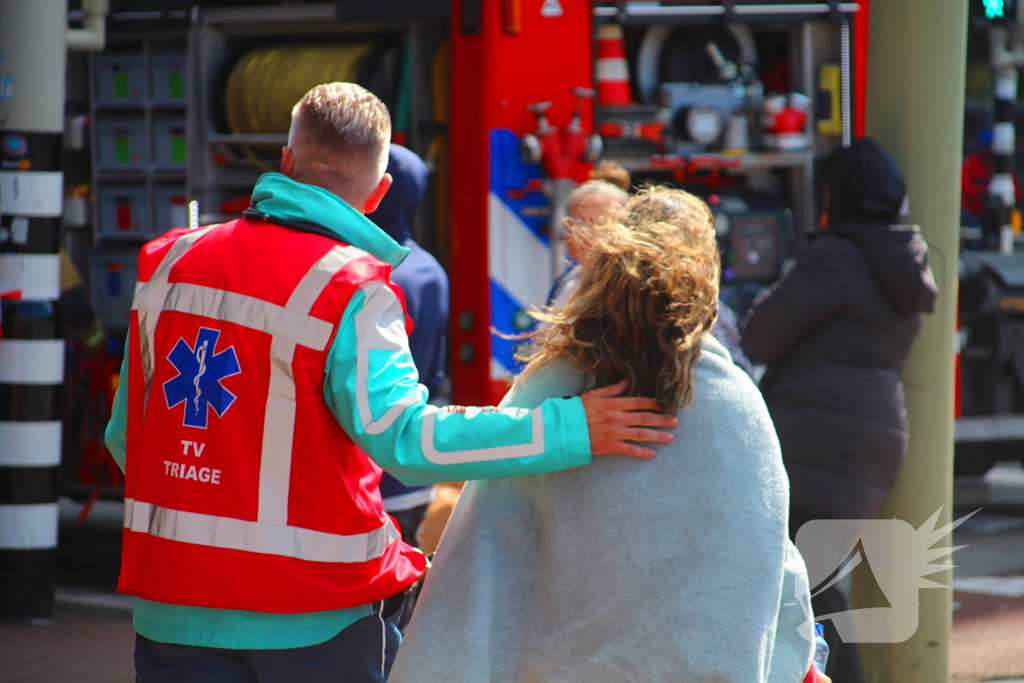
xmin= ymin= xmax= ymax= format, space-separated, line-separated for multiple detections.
xmin=69 ymin=0 xmax=1005 ymax=498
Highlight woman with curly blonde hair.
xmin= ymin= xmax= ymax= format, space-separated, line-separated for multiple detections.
xmin=529 ymin=186 xmax=720 ymax=411
xmin=391 ymin=187 xmax=817 ymax=683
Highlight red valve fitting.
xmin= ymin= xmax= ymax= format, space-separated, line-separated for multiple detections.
xmin=521 ymin=88 xmax=600 ymax=180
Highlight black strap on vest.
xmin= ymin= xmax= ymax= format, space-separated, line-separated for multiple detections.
xmin=241 ymin=208 xmax=344 ymax=243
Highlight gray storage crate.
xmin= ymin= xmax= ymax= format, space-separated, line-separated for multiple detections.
xmin=153 ymin=186 xmax=189 ymax=235
xmin=151 ymin=52 xmax=187 ymax=103
xmin=97 ymin=120 xmax=148 ymax=168
xmin=90 ymin=249 xmax=140 ymax=330
xmin=153 ymin=119 xmax=187 ymax=167
xmin=95 ymin=54 xmax=145 ymax=104
xmin=97 ymin=184 xmax=150 ymax=239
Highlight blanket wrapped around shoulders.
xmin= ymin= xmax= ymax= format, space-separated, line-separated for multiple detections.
xmin=390 ymin=335 xmax=813 ymax=683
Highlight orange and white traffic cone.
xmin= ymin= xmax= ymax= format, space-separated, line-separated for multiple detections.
xmin=596 ymin=24 xmax=633 ymax=106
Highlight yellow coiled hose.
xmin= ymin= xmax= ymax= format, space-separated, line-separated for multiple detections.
xmin=224 ymin=44 xmax=373 ymax=171
xmin=225 ymin=43 xmax=374 ymax=135
xmin=224 ymin=41 xmax=451 ymax=258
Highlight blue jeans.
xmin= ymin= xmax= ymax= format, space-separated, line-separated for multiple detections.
xmin=135 ymin=595 xmax=404 ymax=683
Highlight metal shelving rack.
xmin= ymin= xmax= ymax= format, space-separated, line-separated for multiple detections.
xmin=186 ymin=3 xmax=437 ymax=226
xmin=90 ymin=42 xmax=190 ymax=239
xmin=89 ymin=37 xmax=189 ymax=331
xmin=592 ymin=1 xmax=858 ymax=239
xmin=83 ymin=3 xmax=446 ymax=330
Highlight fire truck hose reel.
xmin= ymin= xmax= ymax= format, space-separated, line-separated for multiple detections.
xmin=220 ymin=43 xmax=381 ymax=175
xmin=225 ymin=44 xmax=374 ymax=136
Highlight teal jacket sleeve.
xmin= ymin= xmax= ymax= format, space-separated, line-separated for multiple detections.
xmin=324 ymin=282 xmax=592 ymax=485
xmin=104 ymin=335 xmax=131 ymax=474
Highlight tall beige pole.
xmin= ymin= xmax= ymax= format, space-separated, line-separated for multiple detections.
xmin=852 ymin=1 xmax=968 ymax=681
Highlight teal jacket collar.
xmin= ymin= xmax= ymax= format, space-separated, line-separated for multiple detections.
xmin=250 ymin=173 xmax=409 ymax=268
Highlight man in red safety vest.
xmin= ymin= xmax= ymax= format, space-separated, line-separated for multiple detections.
xmin=105 ymin=82 xmax=677 ymax=682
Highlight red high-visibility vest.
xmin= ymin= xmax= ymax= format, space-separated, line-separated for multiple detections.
xmin=118 ymin=218 xmax=427 ymax=613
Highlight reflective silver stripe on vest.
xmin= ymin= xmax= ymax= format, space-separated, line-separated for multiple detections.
xmin=135 ymin=226 xmax=219 ymax=405
xmin=420 ymin=405 xmax=546 ymax=465
xmin=257 ymin=245 xmax=364 ymax=525
xmin=124 ymin=498 xmax=400 ymax=563
xmin=350 ymin=280 xmax=546 ymax=462
xmin=134 ymin=282 xmax=334 ymax=351
xmin=355 ymin=282 xmax=423 ymax=436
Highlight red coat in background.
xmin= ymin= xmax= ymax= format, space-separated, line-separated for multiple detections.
xmin=961 ymin=150 xmax=1023 ymax=218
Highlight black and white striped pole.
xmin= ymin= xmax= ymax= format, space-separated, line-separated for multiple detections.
xmin=988 ymin=25 xmax=1019 ymax=254
xmin=0 ymin=0 xmax=68 ymax=623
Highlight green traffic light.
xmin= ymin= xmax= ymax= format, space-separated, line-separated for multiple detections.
xmin=985 ymin=0 xmax=1006 ymax=19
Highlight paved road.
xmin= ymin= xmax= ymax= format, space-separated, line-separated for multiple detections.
xmin=0 ymin=498 xmax=133 ymax=683
xmin=952 ymin=461 xmax=1024 ymax=683
xmin=1 ymin=464 xmax=1023 ymax=682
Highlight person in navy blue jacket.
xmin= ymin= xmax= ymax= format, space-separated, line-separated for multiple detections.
xmin=370 ymin=144 xmax=450 ymax=545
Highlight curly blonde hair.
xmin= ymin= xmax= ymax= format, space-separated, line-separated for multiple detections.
xmin=521 ymin=186 xmax=720 ymax=412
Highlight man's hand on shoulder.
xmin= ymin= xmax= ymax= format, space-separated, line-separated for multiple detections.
xmin=580 ymin=380 xmax=677 ymax=459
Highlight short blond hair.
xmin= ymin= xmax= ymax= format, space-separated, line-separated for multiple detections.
xmin=567 ymin=180 xmax=629 ymax=213
xmin=289 ymin=82 xmax=391 ymax=175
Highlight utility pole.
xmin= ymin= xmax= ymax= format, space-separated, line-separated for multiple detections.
xmin=0 ymin=0 xmax=69 ymax=623
xmin=853 ymin=0 xmax=968 ymax=680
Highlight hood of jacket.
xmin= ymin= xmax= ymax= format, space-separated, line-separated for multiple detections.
xmin=829 ymin=221 xmax=938 ymax=316
xmin=370 ymin=144 xmax=428 ymax=244
xmin=827 ymin=137 xmax=906 ymax=227
xmin=824 ymin=138 xmax=937 ymax=316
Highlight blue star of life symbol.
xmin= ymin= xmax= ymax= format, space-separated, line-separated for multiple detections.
xmin=163 ymin=327 xmax=241 ymax=429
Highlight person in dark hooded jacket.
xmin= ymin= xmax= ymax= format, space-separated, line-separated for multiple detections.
xmin=370 ymin=144 xmax=451 ymax=545
xmin=742 ymin=138 xmax=937 ymax=683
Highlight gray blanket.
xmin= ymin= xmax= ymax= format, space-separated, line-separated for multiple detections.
xmin=391 ymin=336 xmax=813 ymax=683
